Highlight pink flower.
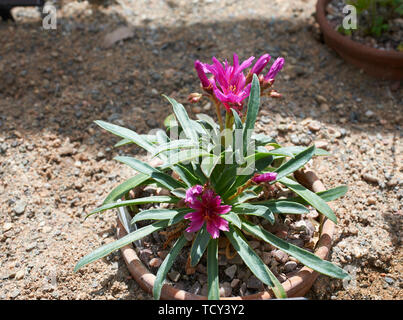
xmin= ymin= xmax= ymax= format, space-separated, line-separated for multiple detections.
xmin=197 ymin=53 xmax=255 ymax=113
xmin=252 ymin=172 xmax=277 ymax=183
xmin=184 ymin=185 xmax=231 ymax=239
xmin=264 ymin=57 xmax=285 ymax=81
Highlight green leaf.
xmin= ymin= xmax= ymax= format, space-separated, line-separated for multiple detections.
xmin=95 ymin=120 xmax=156 ymax=154
xmin=170 ymin=188 xmax=187 ymax=199
xmin=103 ymin=174 xmax=150 ymax=205
xmin=131 ymin=208 xmax=193 ymax=225
xmin=243 ymin=74 xmax=260 ymax=154
xmin=196 ymin=114 xmax=219 ymax=130
xmin=231 ymin=108 xmax=243 ymax=130
xmin=274 ymin=146 xmax=329 ymax=157
xmin=252 ymin=133 xmax=276 ymax=147
xmin=222 ymin=155 xmax=273 ymax=200
xmin=207 ymin=239 xmax=219 ymax=300
xmin=153 ymin=235 xmax=187 ymax=300
xmin=74 ymin=220 xmax=168 ymax=272
xmin=222 ymin=212 xmax=242 ymax=229
xmin=163 ymin=95 xmax=199 ymax=142
xmin=256 ymin=146 xmax=294 ymax=158
xmin=201 ymin=154 xmax=221 ymax=178
xmin=253 ymin=200 xmax=309 ymax=215
xmin=88 ymin=196 xmax=178 ymax=217
xmin=115 ymin=156 xmax=185 ymax=190
xmin=286 ymin=185 xmax=348 ymax=205
xmin=114 ymin=138 xmax=133 ymax=148
xmin=152 ymin=139 xmax=199 ymax=157
xmin=273 ymin=145 xmax=315 ymax=182
xmin=162 ymin=149 xmax=211 ymax=167
xmin=214 ymin=164 xmax=237 ymax=195
xmin=232 ymin=203 xmax=275 ymax=224
xmin=225 ymin=225 xmax=286 ymax=298
xmin=190 ymin=225 xmax=211 ymax=267
xmin=279 ymin=177 xmax=337 ymax=223
xmin=163 ymin=113 xmax=177 ymax=128
xmin=171 ymin=165 xmax=199 ymax=187
xmin=241 ymin=220 xmax=350 ymax=280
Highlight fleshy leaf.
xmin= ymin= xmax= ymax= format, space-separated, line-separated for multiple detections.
xmin=190 ymin=225 xmax=211 ymax=267
xmin=225 ymin=225 xmax=286 ymax=298
xmin=153 ymin=235 xmax=187 ymax=300
xmin=207 ymin=239 xmax=220 ymax=300
xmin=74 ymin=220 xmax=168 ymax=272
xmin=241 ymin=220 xmax=350 ymax=280
xmin=279 ymin=177 xmax=337 ymax=223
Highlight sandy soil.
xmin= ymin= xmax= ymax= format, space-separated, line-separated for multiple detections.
xmin=0 ymin=0 xmax=401 ymax=300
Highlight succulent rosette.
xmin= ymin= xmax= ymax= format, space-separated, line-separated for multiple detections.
xmin=75 ymin=53 xmax=349 ymax=300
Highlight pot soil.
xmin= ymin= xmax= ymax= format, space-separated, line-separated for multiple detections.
xmin=316 ymin=0 xmax=403 ymax=80
xmin=115 ymin=169 xmax=337 ymax=300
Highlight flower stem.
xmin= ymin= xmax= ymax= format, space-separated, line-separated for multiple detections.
xmin=214 ymin=100 xmax=224 ymax=132
xmin=225 ymin=112 xmax=234 ymax=130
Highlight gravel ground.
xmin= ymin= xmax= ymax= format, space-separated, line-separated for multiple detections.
xmin=0 ymin=0 xmax=402 ymax=300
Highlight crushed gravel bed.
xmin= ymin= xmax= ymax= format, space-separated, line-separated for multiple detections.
xmin=0 ymin=0 xmax=401 ymax=300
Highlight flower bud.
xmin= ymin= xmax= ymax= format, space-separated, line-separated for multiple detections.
xmin=268 ymin=90 xmax=282 ymax=98
xmin=194 ymin=60 xmax=211 ymax=89
xmin=252 ymin=172 xmax=277 ymax=183
xmin=188 ymin=92 xmax=202 ymax=103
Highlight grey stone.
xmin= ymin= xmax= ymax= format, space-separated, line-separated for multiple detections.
xmin=168 ymin=270 xmax=181 ymax=282
xmin=10 ymin=289 xmax=20 ymax=299
xmin=189 ymin=282 xmax=201 ymax=295
xmin=247 ymin=276 xmax=263 ymax=290
xmin=219 ymin=282 xmax=232 ymax=297
xmin=230 ymin=279 xmax=240 ymax=288
xmin=25 ymin=242 xmax=37 ymax=252
xmin=272 ymin=249 xmax=289 ymax=264
xmin=224 ymin=265 xmax=237 ymax=279
xmin=14 ymin=200 xmax=26 ymax=215
xmin=284 ymin=261 xmax=298 ymax=273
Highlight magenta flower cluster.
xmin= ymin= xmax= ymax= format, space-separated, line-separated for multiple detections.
xmin=194 ymin=53 xmax=285 ymax=113
xmin=184 ymin=185 xmax=231 ymax=239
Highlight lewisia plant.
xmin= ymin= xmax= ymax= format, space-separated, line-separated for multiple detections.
xmin=74 ymin=53 xmax=349 ymax=300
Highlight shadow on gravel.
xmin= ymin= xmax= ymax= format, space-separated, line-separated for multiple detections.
xmin=0 ymin=7 xmax=401 ymax=148
xmin=89 ymin=256 xmax=139 ymax=300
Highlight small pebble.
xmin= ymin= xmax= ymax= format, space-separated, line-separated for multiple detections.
xmin=15 ymin=269 xmax=25 ymax=280
xmin=284 ymin=261 xmax=298 ymax=273
xmin=14 ymin=200 xmax=27 ymax=215
xmin=272 ymin=250 xmax=289 ymax=264
xmin=230 ymin=279 xmax=240 ymax=288
xmin=149 ymin=257 xmax=162 ymax=268
xmin=219 ymin=282 xmax=232 ymax=297
xmin=168 ymin=270 xmax=181 ymax=282
xmin=247 ymin=276 xmax=263 ymax=290
xmin=224 ymin=265 xmax=237 ymax=279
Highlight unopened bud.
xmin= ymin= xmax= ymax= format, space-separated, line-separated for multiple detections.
xmin=268 ymin=90 xmax=282 ymax=98
xmin=188 ymin=92 xmax=202 ymax=103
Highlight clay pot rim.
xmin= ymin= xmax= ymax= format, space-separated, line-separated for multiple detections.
xmin=316 ymin=0 xmax=403 ymax=63
xmin=116 ymin=169 xmax=336 ymax=300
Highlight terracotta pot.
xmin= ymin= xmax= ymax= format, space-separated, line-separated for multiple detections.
xmin=116 ymin=169 xmax=337 ymax=300
xmin=316 ymin=0 xmax=403 ymax=80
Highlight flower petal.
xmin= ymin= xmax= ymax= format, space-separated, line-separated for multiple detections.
xmin=206 ymin=220 xmax=220 ymax=239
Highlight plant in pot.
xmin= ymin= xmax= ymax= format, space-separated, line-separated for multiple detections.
xmin=74 ymin=53 xmax=350 ymax=300
xmin=316 ymin=0 xmax=403 ymax=80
